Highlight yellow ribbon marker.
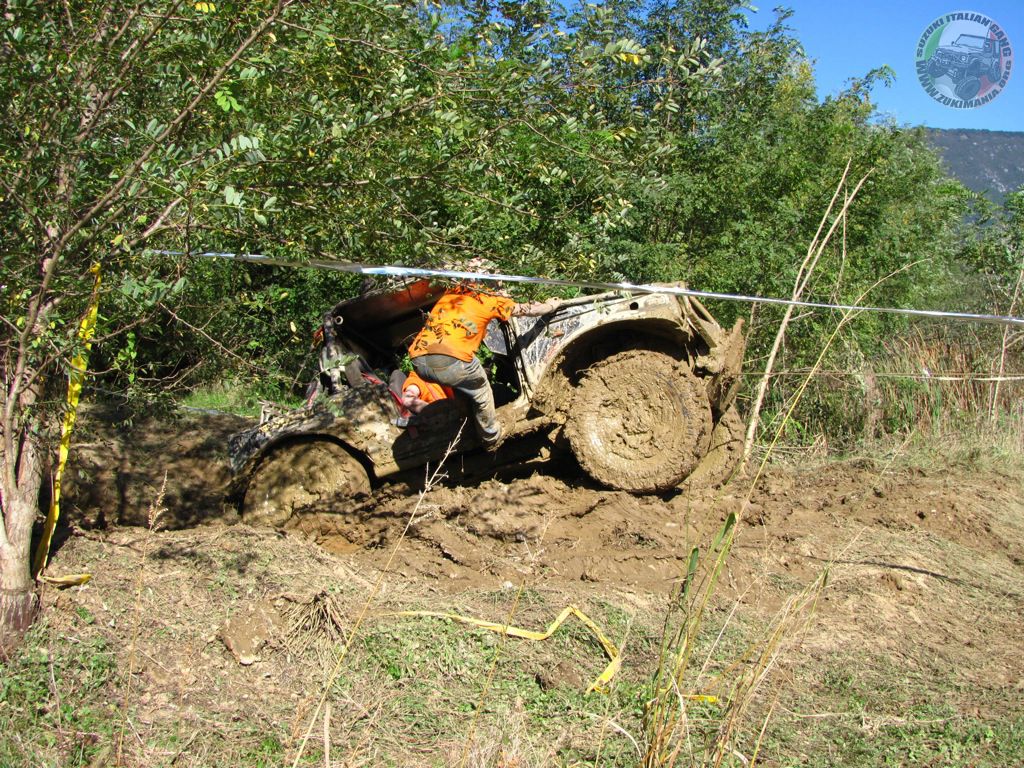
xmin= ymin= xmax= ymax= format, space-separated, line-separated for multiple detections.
xmin=688 ymin=694 xmax=719 ymax=704
xmin=38 ymin=573 xmax=93 ymax=588
xmin=392 ymin=604 xmax=621 ymax=694
xmin=33 ymin=263 xmax=102 ymax=578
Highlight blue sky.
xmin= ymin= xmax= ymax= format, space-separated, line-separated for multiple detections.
xmin=744 ymin=1 xmax=1022 ymax=131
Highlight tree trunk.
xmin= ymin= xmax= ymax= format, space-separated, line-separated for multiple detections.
xmin=0 ymin=543 xmax=39 ymax=656
xmin=0 ymin=429 xmax=45 ymax=655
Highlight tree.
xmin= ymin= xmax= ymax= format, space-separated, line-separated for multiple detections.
xmin=0 ymin=0 xmax=295 ymax=649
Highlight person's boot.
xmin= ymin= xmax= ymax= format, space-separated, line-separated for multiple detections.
xmin=482 ymin=425 xmax=503 ymax=452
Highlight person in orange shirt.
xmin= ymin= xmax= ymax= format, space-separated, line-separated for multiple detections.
xmin=408 ymin=282 xmax=559 ymax=447
xmin=401 ymin=371 xmax=452 ymax=414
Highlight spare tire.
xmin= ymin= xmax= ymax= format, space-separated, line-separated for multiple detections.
xmin=566 ymin=350 xmax=712 ymax=492
xmin=955 ymin=76 xmax=981 ymax=100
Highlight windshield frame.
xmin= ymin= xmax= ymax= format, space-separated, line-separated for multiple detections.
xmin=952 ymin=34 xmax=989 ymax=50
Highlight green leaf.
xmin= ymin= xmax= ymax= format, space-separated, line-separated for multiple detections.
xmin=711 ymin=513 xmax=737 ymax=554
xmin=681 ymin=546 xmax=700 ymax=599
xmin=223 ymin=185 xmax=242 ymax=206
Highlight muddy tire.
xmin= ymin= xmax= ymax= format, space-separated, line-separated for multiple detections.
xmin=242 ymin=440 xmax=370 ymax=528
xmin=682 ymin=406 xmax=743 ymax=489
xmin=566 ymin=350 xmax=712 ymax=493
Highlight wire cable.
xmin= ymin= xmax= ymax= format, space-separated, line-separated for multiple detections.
xmin=147 ymin=249 xmax=1024 ymax=329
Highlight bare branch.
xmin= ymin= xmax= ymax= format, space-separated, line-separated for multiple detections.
xmin=156 ymin=302 xmax=277 ymax=377
xmin=132 ymin=197 xmax=185 ymax=246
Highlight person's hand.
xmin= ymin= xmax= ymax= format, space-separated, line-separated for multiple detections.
xmin=402 ymin=386 xmax=425 ymax=413
xmin=514 ymin=297 xmax=560 ymax=317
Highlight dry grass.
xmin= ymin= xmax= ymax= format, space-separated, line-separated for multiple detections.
xmin=873 ymin=327 xmax=1024 ymax=436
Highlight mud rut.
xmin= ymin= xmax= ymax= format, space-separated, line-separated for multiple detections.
xmin=63 ymin=410 xmax=1024 ymax=599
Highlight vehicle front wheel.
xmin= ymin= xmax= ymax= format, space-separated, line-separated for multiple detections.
xmin=242 ymin=440 xmax=370 ymax=528
xmin=566 ymin=350 xmax=712 ymax=493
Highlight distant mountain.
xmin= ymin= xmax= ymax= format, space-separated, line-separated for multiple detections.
xmin=925 ymin=128 xmax=1024 ymax=203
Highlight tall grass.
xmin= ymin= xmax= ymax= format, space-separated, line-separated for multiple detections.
xmin=759 ymin=325 xmax=1024 ymax=457
xmin=642 ymin=514 xmax=735 ymax=767
xmin=872 ymin=328 xmax=1024 ymax=442
xmin=641 ymin=512 xmax=828 ymax=768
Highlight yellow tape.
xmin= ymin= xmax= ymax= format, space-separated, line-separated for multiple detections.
xmin=38 ymin=573 xmax=92 ymax=588
xmin=688 ymin=694 xmax=718 ymax=704
xmin=391 ymin=604 xmax=621 ymax=694
xmin=33 ymin=263 xmax=102 ymax=577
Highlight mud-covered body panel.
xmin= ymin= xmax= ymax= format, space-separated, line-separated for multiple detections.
xmin=229 ymin=380 xmax=475 ymax=487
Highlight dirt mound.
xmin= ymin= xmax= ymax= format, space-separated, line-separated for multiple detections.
xmin=65 ymin=406 xmax=251 ymax=529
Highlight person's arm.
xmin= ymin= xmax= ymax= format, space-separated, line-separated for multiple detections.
xmin=511 ymin=297 xmax=560 ymax=317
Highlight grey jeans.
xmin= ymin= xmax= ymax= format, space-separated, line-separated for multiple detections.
xmin=411 ymin=354 xmax=500 ymax=444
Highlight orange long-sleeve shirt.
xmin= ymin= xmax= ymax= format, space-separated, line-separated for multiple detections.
xmin=408 ymin=286 xmax=515 ymax=362
xmin=401 ymin=371 xmax=452 ymax=404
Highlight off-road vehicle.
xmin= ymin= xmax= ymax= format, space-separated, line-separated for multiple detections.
xmin=228 ymin=279 xmax=746 ymax=527
xmin=926 ymin=33 xmax=1004 ymax=100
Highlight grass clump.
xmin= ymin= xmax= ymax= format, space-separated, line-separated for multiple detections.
xmin=768 ymin=657 xmax=1024 ymax=767
xmin=640 ymin=509 xmax=831 ymax=768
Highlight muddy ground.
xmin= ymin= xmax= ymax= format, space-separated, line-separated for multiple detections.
xmin=22 ymin=409 xmax=1024 ymax=765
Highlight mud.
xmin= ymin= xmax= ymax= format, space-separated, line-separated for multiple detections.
xmin=62 ymin=410 xmax=1024 ymax=601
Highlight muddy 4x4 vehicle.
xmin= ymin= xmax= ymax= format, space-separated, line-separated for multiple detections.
xmin=926 ymin=34 xmax=1004 ymax=100
xmin=229 ymin=279 xmax=745 ymax=526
